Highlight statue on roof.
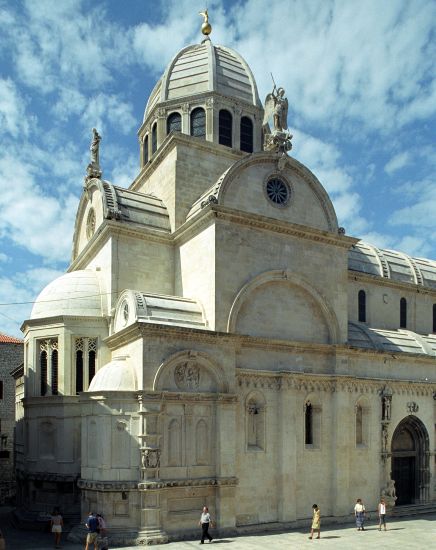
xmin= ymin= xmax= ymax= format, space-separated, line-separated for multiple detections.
xmin=86 ymin=128 xmax=102 ymax=180
xmin=199 ymin=9 xmax=212 ymax=37
xmin=263 ymin=76 xmax=292 ymax=154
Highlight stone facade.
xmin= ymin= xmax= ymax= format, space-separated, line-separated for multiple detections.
xmin=0 ymin=333 xmax=23 ymax=503
xmin=18 ymin=31 xmax=436 ymax=545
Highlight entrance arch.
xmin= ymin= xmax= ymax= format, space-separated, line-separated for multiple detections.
xmin=391 ymin=416 xmax=430 ymax=505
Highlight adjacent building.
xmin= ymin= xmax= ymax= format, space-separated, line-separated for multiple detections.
xmin=18 ymin=20 xmax=436 ymax=545
xmin=0 ymin=333 xmax=23 ymax=503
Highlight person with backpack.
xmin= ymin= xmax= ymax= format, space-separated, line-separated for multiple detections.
xmin=97 ymin=514 xmax=108 ymax=550
xmin=85 ymin=512 xmax=99 ymax=550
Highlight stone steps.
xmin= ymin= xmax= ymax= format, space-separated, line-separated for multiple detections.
xmin=389 ymin=503 xmax=436 ymax=517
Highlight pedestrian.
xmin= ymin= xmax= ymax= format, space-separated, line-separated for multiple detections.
xmin=354 ymin=498 xmax=366 ymax=531
xmin=97 ymin=514 xmax=108 ymax=550
xmin=308 ymin=504 xmax=320 ymax=539
xmin=50 ymin=508 xmax=63 ymax=548
xmin=198 ymin=506 xmax=213 ymax=544
xmin=85 ymin=512 xmax=99 ymax=550
xmin=378 ymin=498 xmax=387 ymax=531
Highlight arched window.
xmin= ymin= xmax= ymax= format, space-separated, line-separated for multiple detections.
xmin=358 ymin=290 xmax=366 ymax=322
xmin=246 ymin=393 xmax=265 ymax=450
xmin=195 ymin=419 xmax=208 ymax=465
xmin=219 ymin=109 xmax=232 ymax=147
xmin=305 ymin=402 xmax=313 ymax=445
xmin=151 ymin=123 xmax=157 ymax=154
xmin=190 ymin=107 xmax=206 ymax=138
xmin=40 ymin=350 xmax=48 ymax=396
xmin=168 ymin=418 xmax=182 ymax=466
xmin=400 ymin=297 xmax=407 ymax=328
xmin=433 ymin=304 xmax=436 ymax=333
xmin=305 ymin=398 xmax=322 ymax=448
xmin=51 ymin=348 xmax=58 ymax=395
xmin=143 ymin=135 xmax=149 ymax=164
xmin=167 ymin=112 xmax=181 ymax=134
xmin=240 ymin=116 xmax=253 ymax=153
xmin=355 ymin=405 xmax=363 ymax=445
xmin=75 ymin=337 xmax=97 ymax=393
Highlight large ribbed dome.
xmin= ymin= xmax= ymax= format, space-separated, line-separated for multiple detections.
xmin=31 ymin=270 xmax=103 ymax=319
xmin=144 ymin=40 xmax=261 ymax=120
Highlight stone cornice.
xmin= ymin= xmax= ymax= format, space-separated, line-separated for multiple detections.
xmin=349 ymin=270 xmax=436 ymax=296
xmin=21 ymin=315 xmax=107 ymax=333
xmin=17 ymin=470 xmax=79 ymax=482
xmin=78 ymin=476 xmax=238 ymax=491
xmin=237 ymin=369 xmax=436 ymax=396
xmin=188 ymin=204 xmax=358 ymax=249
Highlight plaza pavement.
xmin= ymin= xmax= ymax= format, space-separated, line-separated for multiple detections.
xmin=0 ymin=509 xmax=435 ymax=549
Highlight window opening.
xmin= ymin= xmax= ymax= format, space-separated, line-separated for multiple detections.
xmin=151 ymin=123 xmax=157 ymax=154
xmin=143 ymin=135 xmax=149 ymax=164
xmin=190 ymin=108 xmax=206 ymax=138
xmin=305 ymin=402 xmax=313 ymax=445
xmin=400 ymin=297 xmax=407 ymax=328
xmin=358 ymin=290 xmax=366 ymax=322
xmin=240 ymin=116 xmax=253 ymax=153
xmin=167 ymin=112 xmax=181 ymax=134
xmin=218 ymin=109 xmax=232 ymax=147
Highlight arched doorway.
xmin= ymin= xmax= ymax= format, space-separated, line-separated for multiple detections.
xmin=391 ymin=416 xmax=430 ymax=505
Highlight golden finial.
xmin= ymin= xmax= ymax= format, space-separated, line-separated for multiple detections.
xmin=199 ymin=9 xmax=212 ymax=36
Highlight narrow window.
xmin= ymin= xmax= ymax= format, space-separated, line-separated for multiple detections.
xmin=167 ymin=112 xmax=181 ymax=134
xmin=219 ymin=109 xmax=232 ymax=147
xmin=358 ymin=290 xmax=366 ymax=322
xmin=88 ymin=338 xmax=97 ymax=385
xmin=246 ymin=396 xmax=265 ymax=450
xmin=240 ymin=116 xmax=253 ymax=153
xmin=356 ymin=405 xmax=363 ymax=445
xmin=433 ymin=304 xmax=436 ymax=333
xmin=400 ymin=297 xmax=407 ymax=328
xmin=51 ymin=348 xmax=58 ymax=395
xmin=76 ymin=339 xmax=84 ymax=394
xmin=0 ymin=381 xmax=3 ymax=399
xmin=305 ymin=402 xmax=313 ymax=445
xmin=40 ymin=350 xmax=48 ymax=396
xmin=143 ymin=135 xmax=149 ymax=164
xmin=190 ymin=107 xmax=206 ymax=138
xmin=151 ymin=123 xmax=157 ymax=154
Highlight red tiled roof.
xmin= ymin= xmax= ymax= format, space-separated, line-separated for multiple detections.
xmin=0 ymin=332 xmax=23 ymax=344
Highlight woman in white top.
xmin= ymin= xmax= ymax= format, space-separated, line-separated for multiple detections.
xmin=378 ymin=498 xmax=387 ymax=531
xmin=50 ymin=508 xmax=63 ymax=548
xmin=354 ymin=498 xmax=366 ymax=531
xmin=198 ymin=506 xmax=213 ymax=544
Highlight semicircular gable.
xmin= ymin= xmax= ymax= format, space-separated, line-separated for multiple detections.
xmin=154 ymin=350 xmax=228 ymax=393
xmin=211 ymin=153 xmax=338 ymax=232
xmin=228 ymin=270 xmax=340 ymax=344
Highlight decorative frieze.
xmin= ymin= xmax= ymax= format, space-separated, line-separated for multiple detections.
xmin=138 ymin=476 xmax=238 ymax=491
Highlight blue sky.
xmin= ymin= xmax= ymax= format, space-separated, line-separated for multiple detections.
xmin=0 ymin=0 xmax=435 ymax=337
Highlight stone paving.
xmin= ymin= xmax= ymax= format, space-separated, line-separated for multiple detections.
xmin=1 ymin=509 xmax=435 ymax=549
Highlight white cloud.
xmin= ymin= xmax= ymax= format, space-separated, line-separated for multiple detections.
xmin=0 ymin=78 xmax=30 ymax=137
xmin=0 ymin=252 xmax=9 ymax=263
xmin=80 ymin=94 xmax=136 ymax=135
xmin=384 ymin=152 xmax=411 ymax=175
xmin=389 ymin=179 xmax=436 ymax=229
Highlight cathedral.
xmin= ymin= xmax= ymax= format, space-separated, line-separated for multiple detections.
xmin=17 ymin=14 xmax=436 ymax=545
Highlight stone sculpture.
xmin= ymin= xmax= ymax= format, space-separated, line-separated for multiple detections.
xmin=86 ymin=128 xmax=102 ymax=179
xmin=263 ymin=81 xmax=292 ymax=153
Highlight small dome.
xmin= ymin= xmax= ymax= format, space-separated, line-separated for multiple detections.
xmin=144 ymin=40 xmax=261 ymax=120
xmin=31 ymin=270 xmax=103 ymax=320
xmin=88 ymin=357 xmax=137 ymax=391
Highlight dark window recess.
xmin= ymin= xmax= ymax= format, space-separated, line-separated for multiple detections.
xmin=0 ymin=381 xmax=3 ymax=399
xmin=0 ymin=450 xmax=10 ymax=459
xmin=143 ymin=136 xmax=149 ymax=164
xmin=358 ymin=290 xmax=366 ymax=322
xmin=40 ymin=351 xmax=48 ymax=396
xmin=167 ymin=112 xmax=181 ymax=134
xmin=433 ymin=304 xmax=436 ymax=333
xmin=240 ymin=116 xmax=253 ymax=153
xmin=190 ymin=108 xmax=206 ymax=138
xmin=76 ymin=350 xmax=83 ymax=394
xmin=151 ymin=123 xmax=157 ymax=154
xmin=400 ymin=297 xmax=407 ymax=328
xmin=305 ymin=403 xmax=313 ymax=445
xmin=51 ymin=349 xmax=58 ymax=395
xmin=89 ymin=350 xmax=96 ymax=385
xmin=219 ymin=109 xmax=232 ymax=147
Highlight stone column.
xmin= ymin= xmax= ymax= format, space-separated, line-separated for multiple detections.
xmin=206 ymin=97 xmax=215 ymax=143
xmin=137 ymin=394 xmax=168 ymax=544
xmin=156 ymin=108 xmax=166 ymax=148
xmin=233 ymin=106 xmax=241 ymax=150
xmin=181 ymin=103 xmax=190 ymax=135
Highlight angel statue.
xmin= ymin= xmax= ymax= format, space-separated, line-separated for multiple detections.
xmin=263 ymin=85 xmax=288 ymax=132
xmin=262 ymin=78 xmax=292 ymax=153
